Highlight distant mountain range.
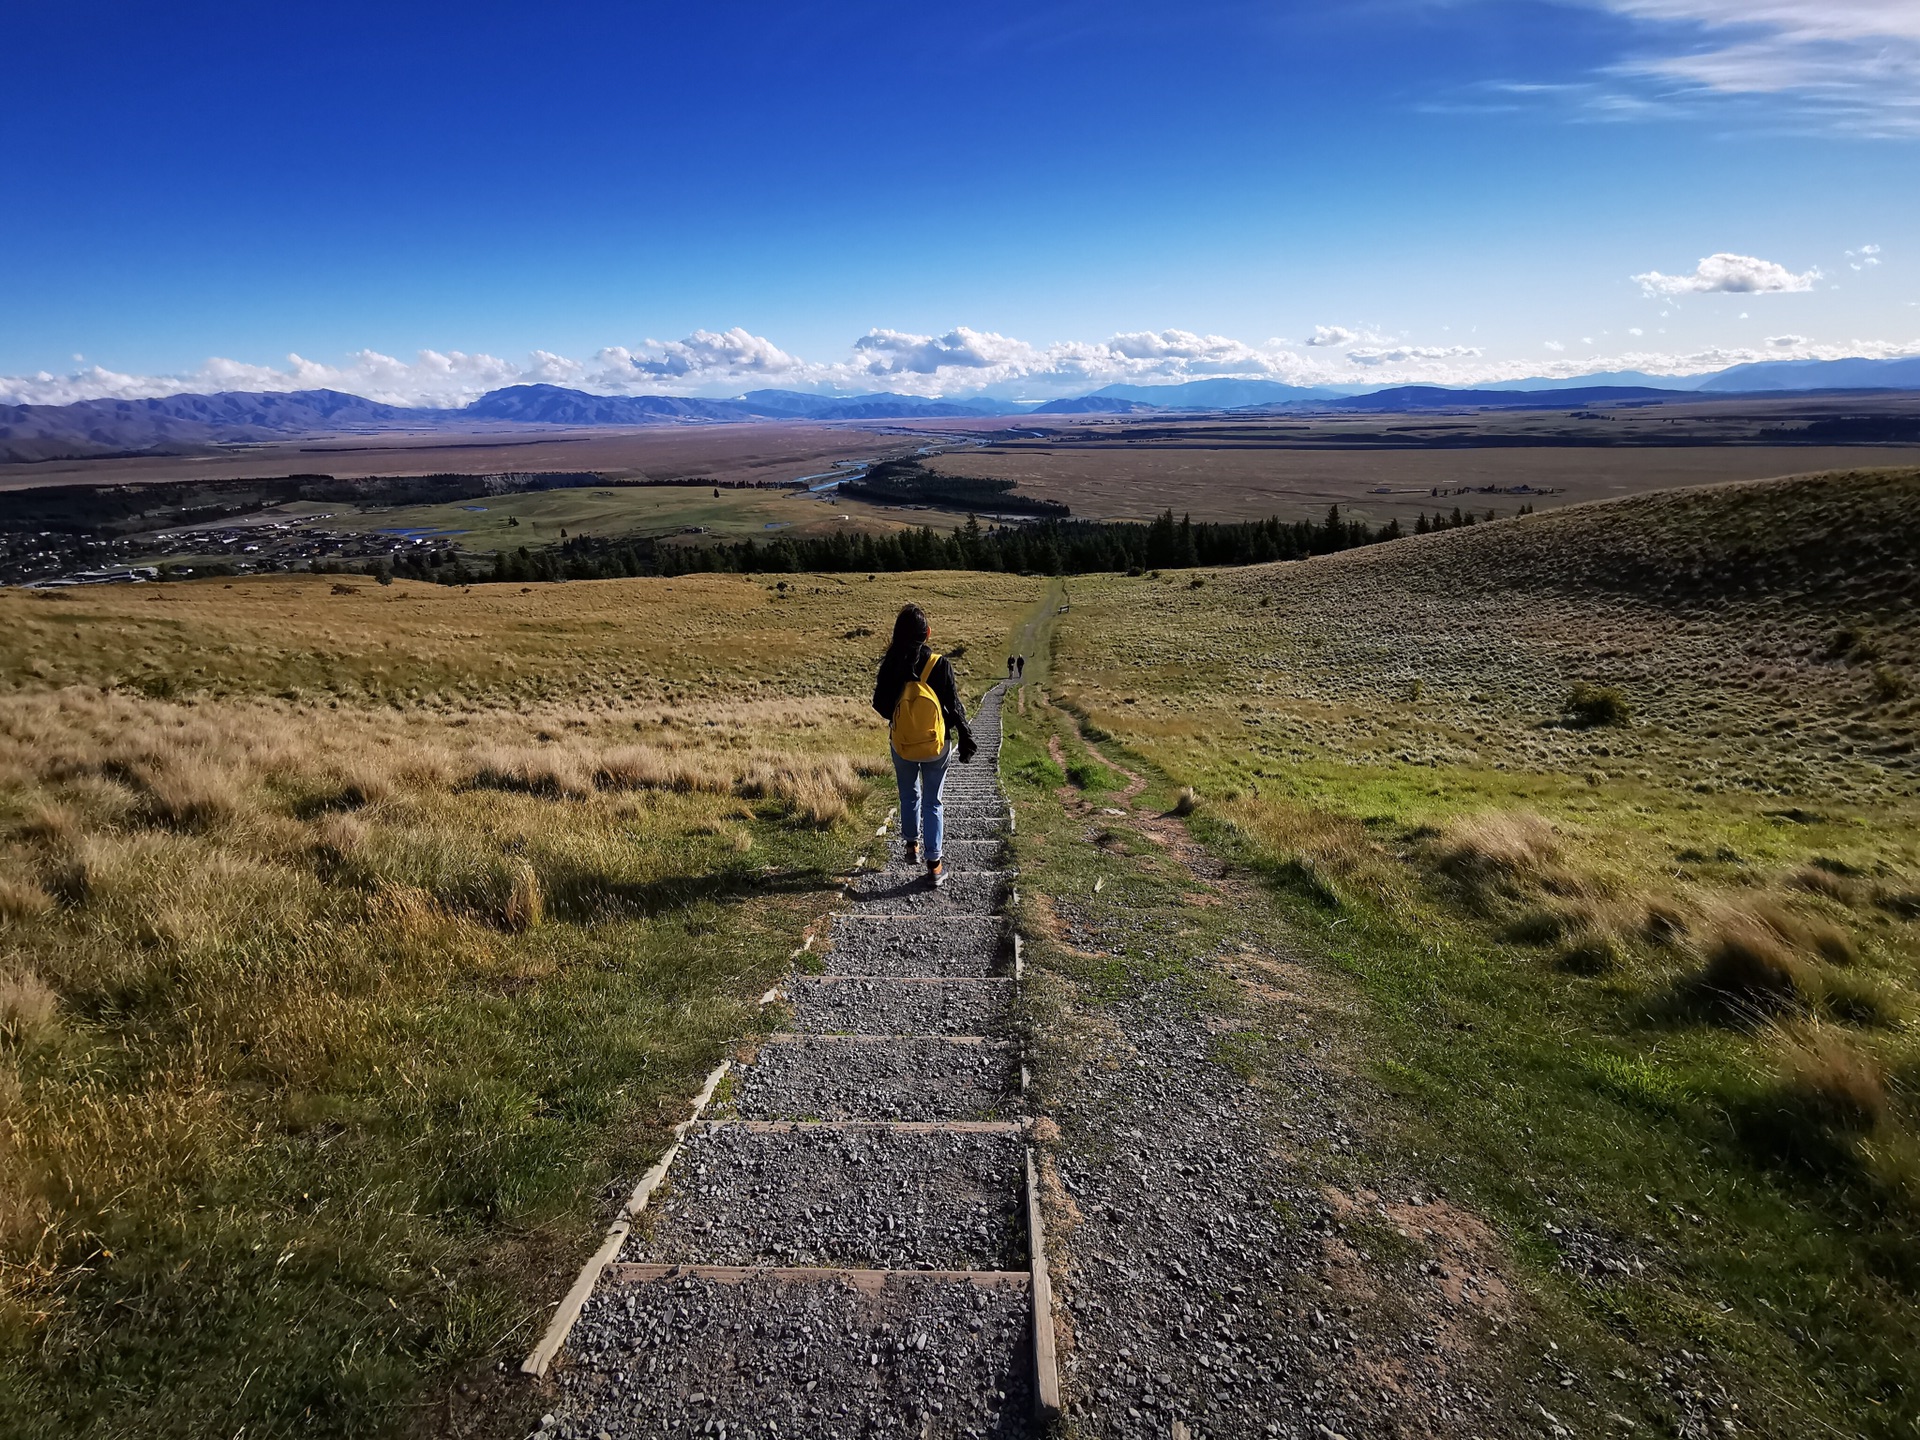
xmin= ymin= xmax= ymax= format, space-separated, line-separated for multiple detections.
xmin=4 ymin=354 xmax=1917 ymax=463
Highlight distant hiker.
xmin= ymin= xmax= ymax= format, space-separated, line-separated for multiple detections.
xmin=1016 ymin=655 xmax=1025 ymax=680
xmin=873 ymin=603 xmax=976 ymax=888
xmin=1007 ymin=656 xmax=1016 ymax=680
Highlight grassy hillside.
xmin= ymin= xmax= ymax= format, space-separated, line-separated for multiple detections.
xmin=0 ymin=571 xmax=1038 ymax=1438
xmin=1043 ymin=467 xmax=1920 ymax=1435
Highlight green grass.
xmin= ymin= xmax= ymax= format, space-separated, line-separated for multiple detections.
xmin=292 ymin=482 xmax=922 ymax=555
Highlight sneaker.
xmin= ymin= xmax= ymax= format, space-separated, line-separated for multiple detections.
xmin=903 ymin=840 xmax=919 ymax=865
xmin=927 ymin=858 xmax=946 ymax=889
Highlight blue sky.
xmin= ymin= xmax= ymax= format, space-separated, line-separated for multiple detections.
xmin=2 ymin=0 xmax=1915 ymax=404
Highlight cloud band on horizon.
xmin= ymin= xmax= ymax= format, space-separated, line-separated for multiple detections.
xmin=6 ymin=323 xmax=1918 ymax=410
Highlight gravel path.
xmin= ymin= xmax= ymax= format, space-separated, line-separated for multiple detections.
xmin=538 ymin=684 xmax=1040 ymax=1440
xmin=556 ymin=1272 xmax=1034 ymax=1440
xmin=786 ymin=976 xmax=1015 ymax=1037
xmin=823 ymin=915 xmax=1007 ymax=978
xmin=846 ymin=868 xmax=1012 ymax=916
xmin=731 ymin=1036 xmax=1021 ymax=1122
xmin=633 ymin=1124 xmax=1027 ymax=1270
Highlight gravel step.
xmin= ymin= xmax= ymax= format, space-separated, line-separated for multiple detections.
xmin=849 ymin=868 xmax=1011 ymax=916
xmin=872 ymin=837 xmax=1007 ymax=870
xmin=786 ymin=975 xmax=1014 ymax=1036
xmin=731 ymin=1036 xmax=1021 ymax=1122
xmin=629 ymin=1124 xmax=1028 ymax=1270
xmin=824 ymin=914 xmax=1007 ymax=978
xmin=927 ymin=808 xmax=1010 ymax=842
xmin=551 ymin=1269 xmax=1035 ymax=1439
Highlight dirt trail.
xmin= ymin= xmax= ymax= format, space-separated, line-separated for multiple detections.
xmin=1023 ymin=699 xmax=1535 ymax=1439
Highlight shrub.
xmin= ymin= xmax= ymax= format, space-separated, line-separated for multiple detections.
xmin=1013 ymin=757 xmax=1065 ymax=790
xmin=1587 ymin=1053 xmax=1689 ymax=1115
xmin=1697 ymin=918 xmax=1809 ymax=1013
xmin=503 ymin=859 xmax=544 ymax=931
xmin=1065 ymin=759 xmax=1117 ymax=791
xmin=1504 ymin=906 xmax=1568 ymax=945
xmin=1774 ymin=1025 xmax=1888 ymax=1133
xmin=1556 ymin=929 xmax=1619 ymax=975
xmin=0 ymin=877 xmax=55 ymax=925
xmin=1642 ymin=899 xmax=1689 ymax=944
xmin=0 ymin=969 xmax=58 ymax=1047
xmin=1870 ymin=664 xmax=1910 ymax=703
xmin=1828 ymin=626 xmax=1878 ymax=662
xmin=1817 ymin=969 xmax=1904 ymax=1028
xmin=134 ymin=758 xmax=241 ymax=831
xmin=1431 ymin=811 xmax=1562 ymax=903
xmin=1564 ymin=682 xmax=1631 ymax=728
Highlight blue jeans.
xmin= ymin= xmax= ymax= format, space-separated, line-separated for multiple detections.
xmin=892 ymin=746 xmax=950 ymax=861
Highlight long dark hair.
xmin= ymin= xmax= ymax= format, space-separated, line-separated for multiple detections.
xmin=886 ymin=604 xmax=929 ymax=665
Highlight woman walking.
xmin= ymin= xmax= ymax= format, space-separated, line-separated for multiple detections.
xmin=872 ymin=603 xmax=976 ymax=887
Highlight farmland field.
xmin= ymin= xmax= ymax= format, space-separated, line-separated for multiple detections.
xmin=299 ymin=480 xmax=935 ymax=552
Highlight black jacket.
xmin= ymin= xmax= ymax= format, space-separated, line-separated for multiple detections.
xmin=873 ymin=644 xmax=974 ymax=757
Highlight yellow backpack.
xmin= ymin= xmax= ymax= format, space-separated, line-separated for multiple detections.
xmin=890 ymin=652 xmax=947 ymax=761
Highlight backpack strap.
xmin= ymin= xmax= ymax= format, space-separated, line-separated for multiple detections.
xmin=919 ymin=652 xmax=941 ymax=683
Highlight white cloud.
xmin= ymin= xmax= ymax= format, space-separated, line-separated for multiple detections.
xmin=1632 ymin=252 xmax=1820 ymax=296
xmin=1628 ymin=326 xmax=1644 ymax=336
xmin=620 ymin=327 xmax=803 ymax=379
xmin=7 ymin=326 xmax=1920 ymax=409
xmin=1847 ymin=242 xmax=1883 ymax=271
xmin=1576 ymin=1 xmax=1920 ymax=133
xmin=1346 ymin=344 xmax=1482 ymax=367
xmin=1544 ymin=340 xmax=1567 ymax=352
xmin=1306 ymin=325 xmax=1358 ymax=347
xmin=852 ymin=327 xmax=1039 ymax=375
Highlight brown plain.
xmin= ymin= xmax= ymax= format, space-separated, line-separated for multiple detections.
xmin=0 ymin=421 xmax=916 ymax=493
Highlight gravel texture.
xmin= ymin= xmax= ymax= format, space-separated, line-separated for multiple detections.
xmin=822 ymin=916 xmax=1008 ymax=979
xmin=786 ymin=976 xmax=1015 ymax=1037
xmin=551 ymin=1272 xmax=1035 ymax=1439
xmin=925 ymin=810 xmax=1011 ymax=845
xmin=630 ymin=1124 xmax=1028 ymax=1270
xmin=847 ymin=867 xmax=1012 ymax=916
xmin=732 ymin=1037 xmax=1021 ymax=1122
xmin=879 ymin=837 xmax=1006 ymax=869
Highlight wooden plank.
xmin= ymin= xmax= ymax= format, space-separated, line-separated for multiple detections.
xmin=519 ymin=1057 xmax=731 ymax=1379
xmin=602 ymin=1263 xmax=1029 ymax=1293
xmin=706 ymin=1118 xmax=1026 ymax=1134
xmin=755 ymin=1033 xmax=1008 ymax=1050
xmin=799 ymin=974 xmax=1013 ymax=987
xmin=1026 ymin=1146 xmax=1063 ymax=1421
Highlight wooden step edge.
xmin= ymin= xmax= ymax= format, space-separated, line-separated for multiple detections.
xmin=759 ymin=1033 xmax=1010 ymax=1047
xmin=602 ymin=1263 xmax=1030 ymax=1293
xmin=702 ymin=1118 xmax=1028 ymax=1134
